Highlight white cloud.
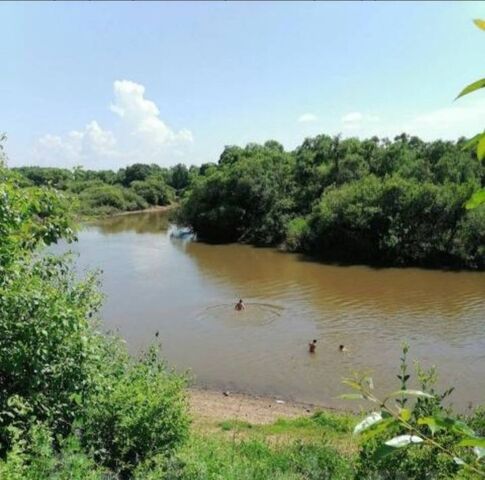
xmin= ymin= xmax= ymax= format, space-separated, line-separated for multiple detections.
xmin=110 ymin=80 xmax=193 ymax=146
xmin=341 ymin=112 xmax=364 ymax=124
xmin=341 ymin=112 xmax=380 ymax=131
xmin=338 ymin=99 xmax=484 ymax=140
xmin=402 ymin=98 xmax=485 ymax=140
xmin=298 ymin=113 xmax=318 ymax=123
xmin=34 ymin=121 xmax=119 ymax=168
xmin=31 ymin=80 xmax=193 ymax=169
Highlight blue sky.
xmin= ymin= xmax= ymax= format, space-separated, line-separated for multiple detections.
xmin=1 ymin=1 xmax=484 ymax=169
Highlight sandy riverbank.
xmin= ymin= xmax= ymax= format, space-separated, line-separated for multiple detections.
xmin=110 ymin=204 xmax=175 ymax=217
xmin=188 ymin=387 xmax=328 ymax=425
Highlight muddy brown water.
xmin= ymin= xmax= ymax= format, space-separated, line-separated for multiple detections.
xmin=58 ymin=210 xmax=485 ymax=411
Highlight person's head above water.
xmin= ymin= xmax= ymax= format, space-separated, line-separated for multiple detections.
xmin=312 ymin=339 xmax=317 ymax=344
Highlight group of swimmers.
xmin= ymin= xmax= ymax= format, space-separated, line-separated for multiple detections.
xmin=308 ymin=339 xmax=348 ymax=354
xmin=234 ymin=299 xmax=348 ymax=354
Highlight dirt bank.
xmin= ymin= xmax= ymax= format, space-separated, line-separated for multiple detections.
xmin=110 ymin=204 xmax=175 ymax=217
xmin=189 ymin=387 xmax=325 ymax=425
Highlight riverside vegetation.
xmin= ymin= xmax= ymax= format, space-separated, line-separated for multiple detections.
xmin=1 ymin=17 xmax=484 ymax=480
xmin=13 ymin=132 xmax=484 ymax=270
xmin=1 ymin=139 xmax=485 ymax=479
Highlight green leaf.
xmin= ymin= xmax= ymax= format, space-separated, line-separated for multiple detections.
xmin=451 ymin=420 xmax=476 ymax=437
xmin=465 ymin=188 xmax=485 ymax=210
xmin=418 ymin=417 xmax=441 ymax=435
xmin=477 ymin=135 xmax=485 ymax=161
xmin=458 ymin=437 xmax=485 ymax=448
xmin=353 ymin=412 xmax=382 ymax=434
xmin=399 ymin=408 xmax=411 ymax=422
xmin=338 ymin=393 xmax=365 ymax=400
xmin=385 ymin=434 xmax=423 ymax=448
xmin=388 ymin=389 xmax=434 ymax=399
xmin=342 ymin=379 xmax=362 ymax=390
xmin=360 ymin=417 xmax=397 ymax=441
xmin=456 ymin=78 xmax=485 ymax=99
xmin=372 ymin=444 xmax=396 ymax=461
xmin=460 ymin=132 xmax=483 ymax=152
xmin=473 ymin=19 xmax=485 ymax=31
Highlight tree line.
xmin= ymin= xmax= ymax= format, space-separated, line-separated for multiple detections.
xmin=13 ymin=162 xmax=192 ymax=216
xmin=12 ymin=132 xmax=484 ymax=269
xmin=178 ymin=134 xmax=484 ymax=270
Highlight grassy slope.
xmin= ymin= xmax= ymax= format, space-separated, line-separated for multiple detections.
xmin=172 ymin=410 xmax=359 ymax=479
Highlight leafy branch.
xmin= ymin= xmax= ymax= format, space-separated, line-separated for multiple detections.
xmin=341 ymin=347 xmax=485 ymax=477
xmin=457 ymin=19 xmax=485 ymax=210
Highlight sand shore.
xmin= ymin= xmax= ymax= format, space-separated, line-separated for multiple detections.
xmin=188 ymin=387 xmax=329 ymax=425
xmin=110 ymin=204 xmax=175 ymax=217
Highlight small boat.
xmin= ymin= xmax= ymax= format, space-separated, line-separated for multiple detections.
xmin=169 ymin=226 xmax=195 ymax=240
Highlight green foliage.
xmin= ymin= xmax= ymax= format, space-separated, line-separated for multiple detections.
xmin=12 ymin=162 xmax=179 ymax=218
xmin=456 ymin=79 xmax=485 ymax=100
xmin=12 ymin=167 xmax=73 ymax=190
xmin=131 ymin=176 xmax=174 ymax=205
xmin=121 ymin=163 xmax=161 ymax=187
xmin=169 ymin=163 xmax=190 ymax=191
xmin=178 ymin=134 xmax=483 ymax=269
xmin=0 ymin=254 xmax=104 ymax=445
xmin=82 ymin=347 xmax=189 ymax=475
xmin=0 ymin=424 xmax=107 ymax=480
xmin=342 ymin=345 xmax=485 ymax=479
xmin=179 ymin=142 xmax=296 ymax=245
xmin=0 ymin=154 xmax=189 ymax=477
xmin=137 ymin=435 xmax=355 ymax=480
xmin=78 ymin=184 xmax=148 ymax=216
xmin=456 ymin=19 xmax=485 ymax=210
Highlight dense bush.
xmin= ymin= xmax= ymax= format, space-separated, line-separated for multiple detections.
xmin=1 ymin=152 xmax=189 ymax=478
xmin=78 ymin=184 xmax=148 ymax=215
xmin=82 ymin=347 xmax=189 ymax=475
xmin=0 ymin=424 xmax=107 ymax=480
xmin=13 ymin=166 xmax=73 ymax=190
xmin=301 ymin=175 xmax=480 ymax=267
xmin=12 ymin=163 xmax=181 ymax=217
xmin=131 ymin=176 xmax=174 ymax=205
xmin=178 ymin=142 xmax=296 ymax=244
xmin=180 ymin=134 xmax=484 ymax=269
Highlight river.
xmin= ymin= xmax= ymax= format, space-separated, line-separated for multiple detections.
xmin=61 ymin=210 xmax=485 ymax=410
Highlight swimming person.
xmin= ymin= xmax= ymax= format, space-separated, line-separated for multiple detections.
xmin=308 ymin=339 xmax=317 ymax=353
xmin=339 ymin=344 xmax=348 ymax=352
xmin=235 ymin=299 xmax=245 ymax=311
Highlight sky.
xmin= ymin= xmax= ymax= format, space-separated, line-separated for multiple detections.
xmin=1 ymin=1 xmax=484 ymax=169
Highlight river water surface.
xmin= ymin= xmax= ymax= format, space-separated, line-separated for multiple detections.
xmin=64 ymin=210 xmax=485 ymax=410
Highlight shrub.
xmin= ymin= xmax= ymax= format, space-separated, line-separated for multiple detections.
xmin=0 ymin=254 xmax=104 ymax=448
xmin=0 ymin=159 xmax=189 ymax=478
xmin=81 ymin=347 xmax=189 ymax=476
xmin=285 ymin=216 xmax=309 ymax=251
xmin=0 ymin=424 xmax=106 ymax=480
xmin=78 ymin=184 xmax=147 ymax=215
xmin=343 ymin=345 xmax=485 ymax=479
xmin=131 ymin=177 xmax=173 ymax=206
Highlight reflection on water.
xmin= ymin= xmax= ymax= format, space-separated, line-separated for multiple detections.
xmin=64 ymin=211 xmax=485 ymax=410
xmin=89 ymin=210 xmax=170 ymax=234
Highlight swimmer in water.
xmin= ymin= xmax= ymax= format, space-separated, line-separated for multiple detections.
xmin=309 ymin=339 xmax=317 ymax=353
xmin=235 ymin=299 xmax=245 ymax=311
xmin=339 ymin=344 xmax=349 ymax=352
